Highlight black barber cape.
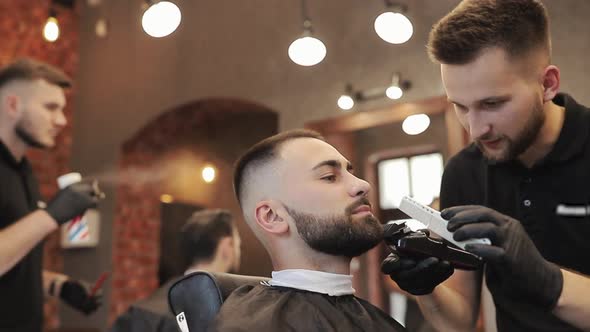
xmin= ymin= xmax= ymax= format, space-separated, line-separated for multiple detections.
xmin=209 ymin=284 xmax=406 ymax=332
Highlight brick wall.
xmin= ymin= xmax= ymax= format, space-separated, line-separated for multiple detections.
xmin=109 ymin=99 xmax=277 ymax=322
xmin=0 ymin=0 xmax=79 ymax=329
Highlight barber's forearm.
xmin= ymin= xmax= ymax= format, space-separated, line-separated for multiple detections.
xmin=416 ymin=285 xmax=479 ymax=332
xmin=552 ymin=269 xmax=590 ymax=331
xmin=0 ymin=210 xmax=58 ymax=276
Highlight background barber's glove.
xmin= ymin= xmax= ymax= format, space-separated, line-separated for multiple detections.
xmin=60 ymin=279 xmax=102 ymax=315
xmin=45 ymin=180 xmax=103 ymax=225
xmin=381 ymin=247 xmax=453 ymax=295
xmin=442 ymin=205 xmax=563 ymax=310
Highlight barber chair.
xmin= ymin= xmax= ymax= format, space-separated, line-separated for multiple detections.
xmin=168 ymin=271 xmax=269 ymax=332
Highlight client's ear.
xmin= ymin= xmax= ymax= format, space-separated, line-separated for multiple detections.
xmin=541 ymin=65 xmax=560 ymax=102
xmin=255 ymin=200 xmax=289 ymax=235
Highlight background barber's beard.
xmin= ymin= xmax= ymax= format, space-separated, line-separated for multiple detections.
xmin=15 ymin=124 xmax=46 ymax=148
xmin=285 ymin=200 xmax=383 ymax=258
xmin=477 ymin=98 xmax=545 ymax=164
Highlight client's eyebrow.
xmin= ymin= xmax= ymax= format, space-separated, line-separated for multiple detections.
xmin=312 ymin=160 xmax=354 ymax=172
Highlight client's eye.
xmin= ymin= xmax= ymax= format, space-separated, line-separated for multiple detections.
xmin=321 ymin=175 xmax=336 ymax=182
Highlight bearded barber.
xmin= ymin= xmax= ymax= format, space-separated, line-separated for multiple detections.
xmin=0 ymin=58 xmax=103 ymax=332
xmin=382 ymin=1 xmax=590 ymax=331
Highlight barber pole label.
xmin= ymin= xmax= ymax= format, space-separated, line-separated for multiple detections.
xmin=60 ymin=209 xmax=100 ymax=248
xmin=66 ymin=215 xmax=90 ymax=242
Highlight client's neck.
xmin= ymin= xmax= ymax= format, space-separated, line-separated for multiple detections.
xmin=271 ymin=243 xmax=352 ymax=275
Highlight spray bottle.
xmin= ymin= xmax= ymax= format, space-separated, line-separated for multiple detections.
xmin=57 ymin=172 xmax=101 ymax=248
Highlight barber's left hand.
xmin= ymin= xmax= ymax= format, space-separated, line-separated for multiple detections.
xmin=441 ymin=205 xmax=563 ymax=310
xmin=59 ymin=279 xmax=102 ymax=315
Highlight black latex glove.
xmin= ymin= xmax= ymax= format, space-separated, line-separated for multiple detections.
xmin=442 ymin=205 xmax=563 ymax=310
xmin=59 ymin=279 xmax=102 ymax=315
xmin=381 ymin=243 xmax=454 ymax=295
xmin=45 ymin=180 xmax=103 ymax=225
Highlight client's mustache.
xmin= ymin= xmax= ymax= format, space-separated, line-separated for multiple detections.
xmin=345 ymin=197 xmax=372 ymax=215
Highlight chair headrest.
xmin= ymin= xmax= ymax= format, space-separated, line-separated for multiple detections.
xmin=167 ymin=271 xmax=269 ymax=332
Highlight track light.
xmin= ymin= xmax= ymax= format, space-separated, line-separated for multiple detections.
xmin=386 ymin=72 xmax=410 ymax=100
xmin=43 ymin=8 xmax=60 ymax=42
xmin=337 ymin=72 xmax=412 ymax=110
xmin=142 ymin=1 xmax=182 ymax=38
xmin=288 ymin=0 xmax=327 ymax=66
xmin=337 ymin=84 xmax=355 ymax=111
xmin=374 ymin=1 xmax=413 ymax=44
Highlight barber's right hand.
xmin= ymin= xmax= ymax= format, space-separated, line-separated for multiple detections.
xmin=45 ymin=180 xmax=103 ymax=225
xmin=381 ymin=248 xmax=454 ymax=296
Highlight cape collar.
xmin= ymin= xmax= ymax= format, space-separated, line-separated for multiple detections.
xmin=268 ymin=269 xmax=355 ymax=296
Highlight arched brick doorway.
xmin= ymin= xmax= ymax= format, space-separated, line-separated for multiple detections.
xmin=109 ymin=98 xmax=278 ymax=321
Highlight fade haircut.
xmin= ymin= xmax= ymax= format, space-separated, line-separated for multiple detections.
xmin=427 ymin=0 xmax=551 ymax=65
xmin=180 ymin=209 xmax=234 ymax=268
xmin=0 ymin=58 xmax=71 ymax=90
xmin=233 ymin=129 xmax=324 ymax=206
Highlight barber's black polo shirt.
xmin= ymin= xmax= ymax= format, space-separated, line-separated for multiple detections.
xmin=440 ymin=93 xmax=589 ymax=332
xmin=0 ymin=141 xmax=44 ymax=332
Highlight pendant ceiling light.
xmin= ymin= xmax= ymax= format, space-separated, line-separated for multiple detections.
xmin=288 ymin=0 xmax=326 ymax=66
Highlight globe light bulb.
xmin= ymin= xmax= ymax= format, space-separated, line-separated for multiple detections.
xmin=386 ymin=85 xmax=403 ymax=100
xmin=337 ymin=95 xmax=354 ymax=110
xmin=374 ymin=11 xmax=413 ymax=44
xmin=43 ymin=16 xmax=59 ymax=42
xmin=288 ymin=36 xmax=327 ymax=66
xmin=402 ymin=114 xmax=430 ymax=135
xmin=202 ymin=165 xmax=216 ymax=183
xmin=142 ymin=1 xmax=182 ymax=38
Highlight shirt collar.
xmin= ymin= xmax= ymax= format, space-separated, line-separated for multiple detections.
xmin=0 ymin=139 xmax=27 ymax=169
xmin=268 ymin=269 xmax=355 ymax=296
xmin=541 ymin=93 xmax=589 ymax=164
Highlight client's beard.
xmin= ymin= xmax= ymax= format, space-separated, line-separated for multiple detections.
xmin=285 ymin=198 xmax=383 ymax=258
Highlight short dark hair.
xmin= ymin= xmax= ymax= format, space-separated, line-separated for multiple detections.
xmin=0 ymin=58 xmax=71 ymax=90
xmin=427 ymin=0 xmax=550 ymax=64
xmin=180 ymin=209 xmax=234 ymax=268
xmin=233 ymin=129 xmax=324 ymax=205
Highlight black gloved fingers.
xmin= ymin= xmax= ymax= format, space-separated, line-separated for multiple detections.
xmin=396 ymin=259 xmax=453 ymax=295
xmin=465 ymin=243 xmax=505 ymax=263
xmin=445 ymin=206 xmax=504 ymax=232
xmin=381 ymin=253 xmax=417 ymax=275
xmin=440 ymin=205 xmax=481 ymax=220
xmin=431 ymin=260 xmax=454 ymax=282
xmin=60 ymin=279 xmax=100 ymax=315
xmin=70 ymin=181 xmax=100 ymax=205
xmin=396 ymin=257 xmax=440 ymax=280
xmin=452 ymin=222 xmax=499 ymax=243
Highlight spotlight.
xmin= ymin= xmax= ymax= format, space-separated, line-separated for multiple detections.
xmin=142 ymin=1 xmax=182 ymax=38
xmin=374 ymin=2 xmax=413 ymax=44
xmin=288 ymin=0 xmax=326 ymax=66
